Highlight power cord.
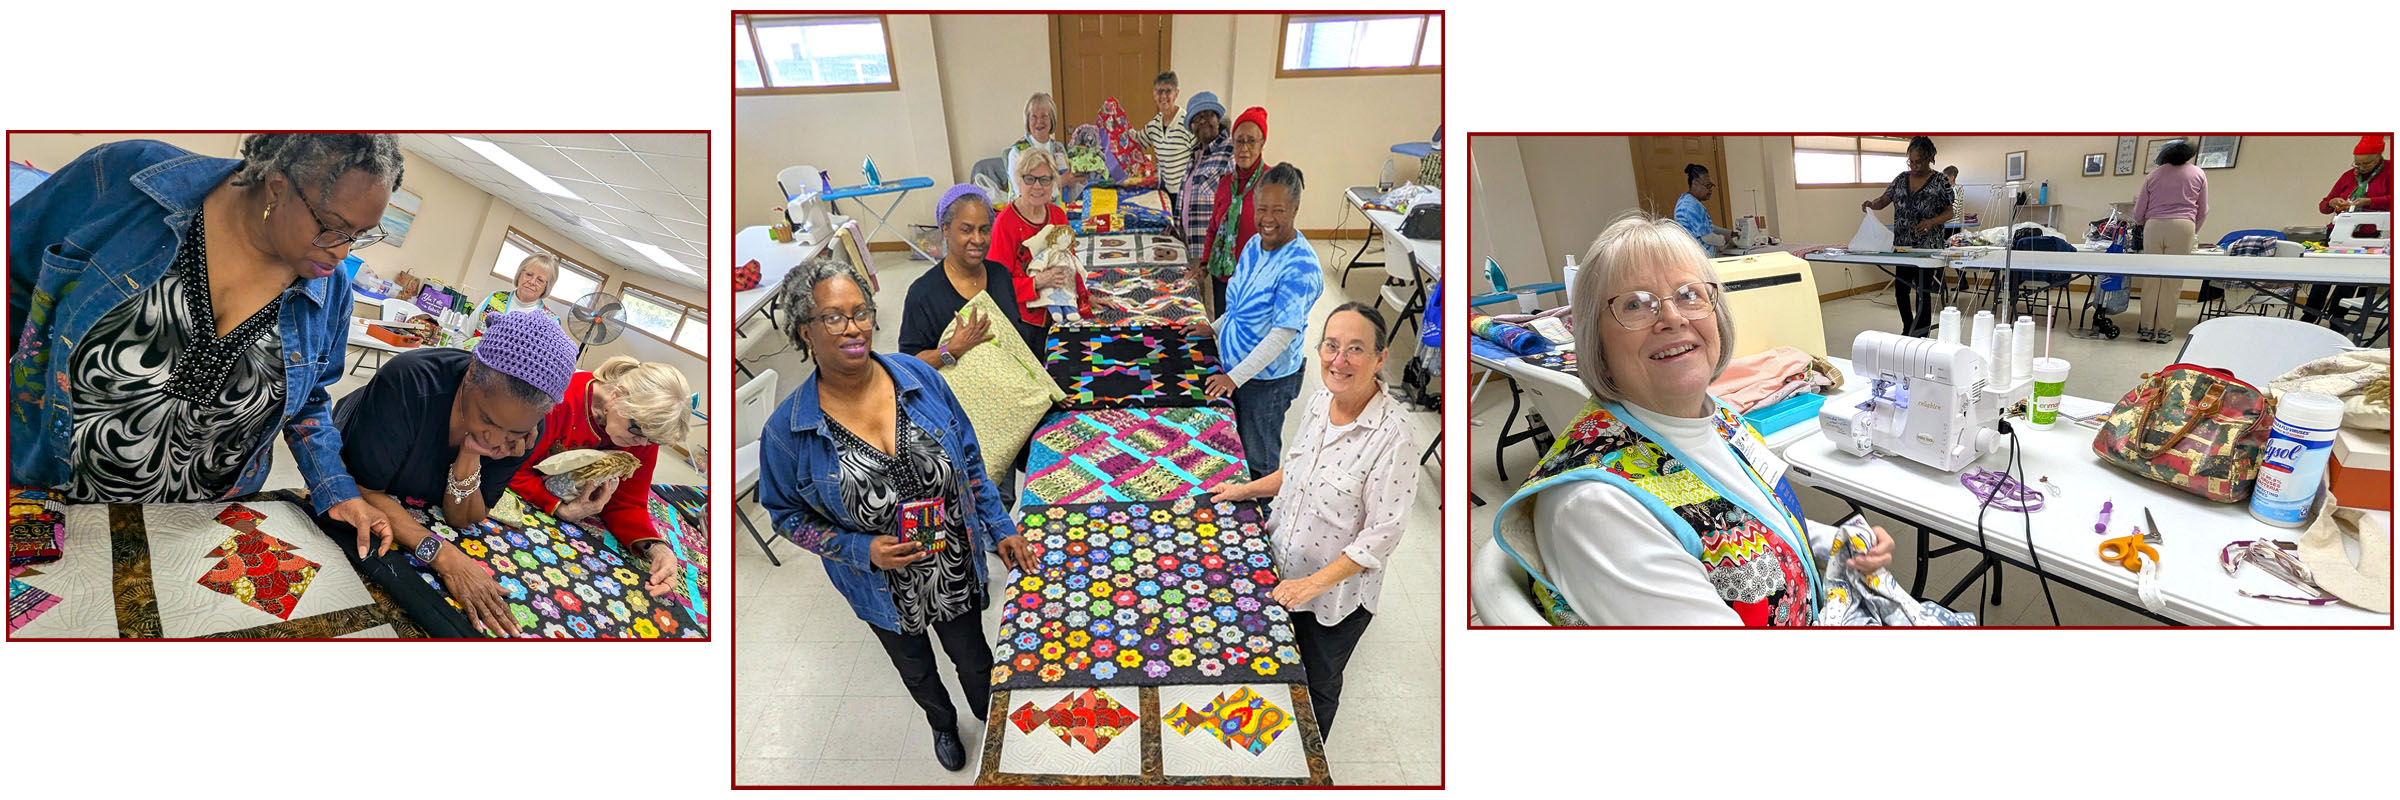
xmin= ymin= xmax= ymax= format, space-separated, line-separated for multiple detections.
xmin=1967 ymin=418 xmax=2061 ymax=626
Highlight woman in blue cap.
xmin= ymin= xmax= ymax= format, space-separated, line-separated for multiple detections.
xmin=1178 ymin=90 xmax=1234 ymax=246
xmin=333 ymin=310 xmax=580 ymax=636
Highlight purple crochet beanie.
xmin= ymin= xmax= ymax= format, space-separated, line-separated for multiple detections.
xmin=475 ymin=311 xmax=577 ymax=402
xmin=934 ymin=183 xmax=987 ymax=225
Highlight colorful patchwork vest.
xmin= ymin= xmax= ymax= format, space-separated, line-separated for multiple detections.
xmin=1491 ymin=399 xmax=1821 ymax=626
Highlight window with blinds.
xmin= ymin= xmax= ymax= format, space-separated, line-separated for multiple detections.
xmin=1277 ymin=14 xmax=1439 ymax=77
xmin=1793 ymin=136 xmax=1912 ymax=187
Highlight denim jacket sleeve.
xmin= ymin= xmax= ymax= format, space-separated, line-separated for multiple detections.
xmin=287 ymin=298 xmax=360 ymax=514
xmin=757 ymin=417 xmax=874 ymax=569
xmin=7 ymin=148 xmax=109 ymax=357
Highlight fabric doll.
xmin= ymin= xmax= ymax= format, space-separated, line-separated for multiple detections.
xmin=1097 ymin=98 xmax=1155 ymax=182
xmin=1026 ymin=222 xmax=1086 ymax=324
xmin=489 ymin=449 xmax=641 ymax=527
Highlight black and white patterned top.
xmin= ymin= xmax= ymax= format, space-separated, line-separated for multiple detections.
xmin=65 ymin=208 xmax=289 ymax=503
xmin=825 ymin=405 xmax=982 ymax=635
xmin=1882 ymin=170 xmax=1955 ymax=249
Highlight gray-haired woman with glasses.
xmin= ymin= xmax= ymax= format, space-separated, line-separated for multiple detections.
xmin=8 ymin=133 xmax=403 ymax=556
xmin=1209 ymin=302 xmax=1418 ymax=738
xmin=755 ymin=256 xmax=1036 ymax=772
xmin=1486 ymin=213 xmax=1900 ymax=627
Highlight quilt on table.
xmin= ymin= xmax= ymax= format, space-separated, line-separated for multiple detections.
xmin=5 ymin=490 xmax=423 ymax=638
xmin=1022 ymin=408 xmax=1247 ymax=507
xmin=1044 ymin=325 xmax=1226 ymax=410
xmin=1519 ymin=351 xmax=1578 ymax=376
xmin=648 ymin=484 xmax=710 ymax=631
xmin=377 ymin=496 xmax=706 ymax=639
xmin=1078 ymin=266 xmax=1207 ymax=328
xmin=978 ymin=682 xmax=1329 ymax=785
xmin=993 ymin=498 xmax=1297 ymax=689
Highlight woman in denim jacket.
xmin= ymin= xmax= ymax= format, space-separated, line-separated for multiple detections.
xmin=8 ymin=134 xmax=401 ymax=553
xmin=756 ymin=256 xmax=1036 ymax=772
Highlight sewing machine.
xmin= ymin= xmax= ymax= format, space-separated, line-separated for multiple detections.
xmin=2330 ymin=211 xmax=2390 ymax=250
xmin=786 ymin=192 xmax=834 ymax=245
xmin=1817 ymin=331 xmax=2029 ymax=472
xmin=1732 ymin=215 xmax=1772 ymax=249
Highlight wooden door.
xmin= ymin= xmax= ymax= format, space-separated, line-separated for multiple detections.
xmin=1630 ymin=136 xmax=1727 ymax=223
xmin=1050 ymin=15 xmax=1172 ymax=132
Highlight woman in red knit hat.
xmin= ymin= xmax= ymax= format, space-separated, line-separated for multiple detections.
xmin=2321 ymin=135 xmax=2390 ymax=214
xmin=1200 ymin=106 xmax=1270 ymax=316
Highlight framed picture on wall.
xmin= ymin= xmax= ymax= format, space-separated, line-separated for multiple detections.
xmin=2144 ymin=137 xmax=2187 ymax=174
xmin=2083 ymin=153 xmax=2105 ymax=176
xmin=2197 ymin=136 xmax=2241 ymax=169
xmin=2005 ymin=151 xmax=2027 ymax=182
xmin=381 ymin=188 xmax=421 ymax=248
xmin=2115 ymin=136 xmax=2138 ymax=175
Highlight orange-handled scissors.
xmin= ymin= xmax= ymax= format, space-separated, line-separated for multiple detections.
xmin=2097 ymin=534 xmax=2157 ymax=572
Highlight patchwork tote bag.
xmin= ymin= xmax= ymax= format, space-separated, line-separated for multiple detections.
xmin=2091 ymin=363 xmax=2276 ymax=502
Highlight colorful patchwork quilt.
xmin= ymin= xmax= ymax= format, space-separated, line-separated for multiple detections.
xmin=993 ymin=497 xmax=1297 ymax=689
xmin=1076 ymin=265 xmax=1208 ymax=328
xmin=371 ymin=496 xmax=706 ymax=639
xmin=1022 ymin=408 xmax=1248 ymax=507
xmin=1519 ymin=350 xmax=1578 ymax=376
xmin=1044 ymin=325 xmax=1226 ymax=410
xmin=648 ymin=484 xmax=710 ymax=631
xmin=977 ymin=682 xmax=1328 ymax=785
xmin=4 ymin=490 xmax=423 ymax=638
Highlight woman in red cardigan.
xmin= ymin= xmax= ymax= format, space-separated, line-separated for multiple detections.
xmin=989 ymin=146 xmax=1090 ymax=327
xmin=1200 ymin=107 xmax=1269 ymax=316
xmin=507 ymin=355 xmax=694 ymax=596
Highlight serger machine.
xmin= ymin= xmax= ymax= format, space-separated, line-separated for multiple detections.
xmin=1817 ymin=331 xmax=2029 ymax=472
xmin=1732 ymin=215 xmax=1772 ymax=249
xmin=2330 ymin=211 xmax=2390 ymax=250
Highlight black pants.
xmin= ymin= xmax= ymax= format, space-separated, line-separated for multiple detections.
xmin=1891 ymin=266 xmax=1939 ymax=336
xmin=1210 ymin=275 xmax=1230 ymax=321
xmin=2302 ymin=284 xmax=2365 ymax=327
xmin=869 ymin=614 xmax=994 ymax=733
xmin=1292 ymin=608 xmax=1374 ymax=739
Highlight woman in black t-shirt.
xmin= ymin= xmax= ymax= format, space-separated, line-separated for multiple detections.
xmin=897 ymin=185 xmax=1044 ymax=362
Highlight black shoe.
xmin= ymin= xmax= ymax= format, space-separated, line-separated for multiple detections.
xmin=934 ymin=728 xmax=967 ymax=772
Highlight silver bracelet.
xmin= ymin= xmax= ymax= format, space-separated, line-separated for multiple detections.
xmin=446 ymin=466 xmax=480 ymax=502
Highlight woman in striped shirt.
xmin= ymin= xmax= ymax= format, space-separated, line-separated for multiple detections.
xmin=1141 ymin=71 xmax=1196 ymax=212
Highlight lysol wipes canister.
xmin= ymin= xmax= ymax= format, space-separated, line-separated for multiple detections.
xmin=2250 ymin=391 xmax=2343 ymax=527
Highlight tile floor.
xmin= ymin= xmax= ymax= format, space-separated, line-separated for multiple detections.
xmin=734 ymin=237 xmax=1445 ymax=785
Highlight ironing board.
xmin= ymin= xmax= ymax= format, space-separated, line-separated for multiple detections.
xmin=813 ymin=176 xmax=938 ymax=261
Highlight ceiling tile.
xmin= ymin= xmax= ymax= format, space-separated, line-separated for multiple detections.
xmin=564 ymin=149 xmax=672 ymax=193
xmin=551 ymin=178 xmax=631 ymax=210
xmin=659 ymin=217 xmax=708 ymax=242
xmin=607 ymin=209 xmax=669 ymax=236
xmin=615 ymin=133 xmax=706 ymax=159
xmin=642 ymin=154 xmax=708 ymax=196
xmin=585 ymin=218 xmax=636 ymax=239
xmin=618 ymin=186 xmax=700 ymax=223
xmin=675 ymin=250 xmax=706 ymax=269
xmin=494 ymin=143 xmax=598 ymax=185
xmin=538 ymin=133 xmax=627 ymax=150
xmin=481 ymin=133 xmax=553 ymax=145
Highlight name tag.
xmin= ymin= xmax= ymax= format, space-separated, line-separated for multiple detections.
xmin=1730 ymin=429 xmax=1789 ymax=489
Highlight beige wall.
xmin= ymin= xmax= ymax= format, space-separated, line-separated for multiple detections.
xmin=735 ymin=13 xmax=1441 ymax=236
xmin=8 ymin=133 xmax=710 ymax=422
xmin=1489 ymin=134 xmax=2377 ymax=298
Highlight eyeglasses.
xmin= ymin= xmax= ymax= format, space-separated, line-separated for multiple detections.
xmin=810 ymin=308 xmax=878 ymax=332
xmin=288 ymin=178 xmax=387 ymax=250
xmin=1604 ymin=281 xmax=1720 ymax=330
xmin=1232 ymin=136 xmax=1263 ymax=147
xmin=1318 ymin=340 xmax=1376 ymax=363
xmin=1020 ymin=174 xmax=1057 ymax=187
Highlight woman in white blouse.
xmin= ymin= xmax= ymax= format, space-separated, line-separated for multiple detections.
xmin=1489 ymin=214 xmax=1900 ymax=626
xmin=1210 ymin=302 xmax=1417 ymax=738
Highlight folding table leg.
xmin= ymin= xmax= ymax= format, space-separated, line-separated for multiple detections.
xmin=738 ymin=487 xmax=782 ymax=567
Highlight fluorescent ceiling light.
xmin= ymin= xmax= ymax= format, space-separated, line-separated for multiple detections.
xmin=453 ymin=136 xmax=584 ymax=201
xmin=616 ymin=235 xmax=698 ymax=275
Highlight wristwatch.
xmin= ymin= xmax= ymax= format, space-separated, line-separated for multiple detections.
xmin=413 ymin=535 xmax=445 ymax=565
xmin=939 ymin=345 xmax=957 ymax=367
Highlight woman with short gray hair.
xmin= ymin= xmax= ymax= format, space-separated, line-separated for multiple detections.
xmin=478 ymin=252 xmax=562 ymax=332
xmin=1486 ymin=213 xmax=1902 ymax=626
xmin=756 ymin=254 xmax=1036 ymax=772
xmin=9 ymin=133 xmax=404 ymax=557
xmin=1008 ymin=91 xmax=1077 ymax=198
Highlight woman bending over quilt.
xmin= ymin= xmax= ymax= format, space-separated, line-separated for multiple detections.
xmin=331 ymin=311 xmax=576 ymax=636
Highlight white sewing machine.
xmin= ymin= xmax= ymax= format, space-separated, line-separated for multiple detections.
xmin=786 ymin=192 xmax=835 ymax=245
xmin=2330 ymin=211 xmax=2390 ymax=249
xmin=1732 ymin=215 xmax=1773 ymax=249
xmin=1817 ymin=331 xmax=2029 ymax=472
